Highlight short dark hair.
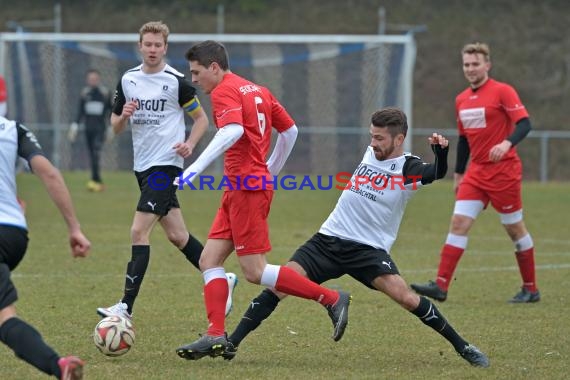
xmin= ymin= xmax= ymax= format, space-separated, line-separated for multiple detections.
xmin=185 ymin=40 xmax=230 ymax=70
xmin=371 ymin=107 xmax=408 ymax=137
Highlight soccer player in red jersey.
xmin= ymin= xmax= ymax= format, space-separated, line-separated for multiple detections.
xmin=175 ymin=40 xmax=351 ymax=360
xmin=412 ymin=42 xmax=539 ymax=303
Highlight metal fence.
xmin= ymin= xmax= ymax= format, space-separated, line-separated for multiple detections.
xmin=410 ymin=128 xmax=570 ymax=182
xmin=24 ymin=123 xmax=570 ymax=182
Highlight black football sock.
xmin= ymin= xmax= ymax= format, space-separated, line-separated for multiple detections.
xmin=180 ymin=233 xmax=203 ymax=270
xmin=411 ymin=296 xmax=468 ymax=352
xmin=121 ymin=245 xmax=150 ymax=314
xmin=0 ymin=317 xmax=61 ymax=377
xmin=228 ymin=289 xmax=281 ymax=347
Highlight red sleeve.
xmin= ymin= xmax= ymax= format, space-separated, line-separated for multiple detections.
xmin=500 ymin=84 xmax=529 ymax=124
xmin=269 ymin=93 xmax=295 ymax=132
xmin=211 ymin=86 xmax=243 ymax=128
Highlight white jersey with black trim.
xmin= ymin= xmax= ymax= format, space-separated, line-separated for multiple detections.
xmin=114 ymin=64 xmax=195 ymax=172
xmin=0 ymin=117 xmax=44 ymax=229
xmin=319 ymin=147 xmax=424 ymax=253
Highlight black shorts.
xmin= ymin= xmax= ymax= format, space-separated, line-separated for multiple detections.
xmin=290 ymin=232 xmax=400 ymax=290
xmin=0 ymin=225 xmax=29 ymax=309
xmin=135 ymin=165 xmax=181 ymax=216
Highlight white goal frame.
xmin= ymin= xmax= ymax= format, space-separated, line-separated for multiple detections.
xmin=0 ymin=32 xmax=416 ymax=168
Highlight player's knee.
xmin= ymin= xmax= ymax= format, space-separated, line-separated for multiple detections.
xmin=240 ymin=266 xmax=263 ymax=284
xmin=400 ymin=291 xmax=421 ymax=311
xmin=130 ymin=226 xmax=150 ymax=244
xmin=0 ymin=304 xmax=17 ymax=327
xmin=387 ymin=287 xmax=417 ymax=311
xmin=243 ymin=271 xmax=262 ymax=284
xmin=450 ymin=214 xmax=473 ymax=234
xmin=503 ymin=220 xmax=527 ymax=241
xmin=165 ymin=230 xmax=186 ymax=248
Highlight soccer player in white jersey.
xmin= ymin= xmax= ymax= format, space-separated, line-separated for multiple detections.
xmin=0 ymin=116 xmax=90 ymax=379
xmin=96 ymin=21 xmax=237 ymax=321
xmin=223 ymin=107 xmax=490 ymax=367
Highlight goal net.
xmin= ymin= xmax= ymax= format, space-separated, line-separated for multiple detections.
xmin=0 ymin=33 xmax=416 ymax=173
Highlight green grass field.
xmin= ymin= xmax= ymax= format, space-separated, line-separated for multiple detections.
xmin=2 ymin=172 xmax=569 ymax=379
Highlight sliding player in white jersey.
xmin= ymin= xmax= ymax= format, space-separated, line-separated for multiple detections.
xmin=96 ymin=21 xmax=237 ymax=321
xmin=223 ymin=107 xmax=490 ymax=368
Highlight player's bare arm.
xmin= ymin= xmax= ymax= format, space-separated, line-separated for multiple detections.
xmin=174 ymin=107 xmax=209 ymax=158
xmin=111 ymin=100 xmax=137 ymax=135
xmin=29 ymin=155 xmax=91 ymax=257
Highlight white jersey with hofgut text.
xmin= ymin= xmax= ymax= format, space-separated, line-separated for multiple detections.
xmin=319 ymin=147 xmax=424 ymax=253
xmin=115 ymin=64 xmax=193 ymax=172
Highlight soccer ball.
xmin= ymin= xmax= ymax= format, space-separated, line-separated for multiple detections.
xmin=93 ymin=316 xmax=135 ymax=356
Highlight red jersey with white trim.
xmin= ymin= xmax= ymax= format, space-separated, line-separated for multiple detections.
xmin=211 ymin=73 xmax=295 ymax=190
xmin=456 ymin=78 xmax=528 ymax=165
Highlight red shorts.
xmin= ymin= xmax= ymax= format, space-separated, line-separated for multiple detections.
xmin=208 ymin=190 xmax=273 ymax=255
xmin=457 ymin=159 xmax=523 ymax=213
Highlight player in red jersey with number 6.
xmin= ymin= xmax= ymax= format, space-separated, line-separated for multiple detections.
xmin=412 ymin=42 xmax=539 ymax=303
xmin=175 ymin=40 xmax=351 ymax=360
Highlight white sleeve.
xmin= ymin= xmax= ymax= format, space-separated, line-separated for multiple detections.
xmin=180 ymin=123 xmax=244 ymax=182
xmin=266 ymin=125 xmax=298 ymax=175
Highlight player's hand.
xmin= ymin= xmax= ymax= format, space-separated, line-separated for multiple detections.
xmin=173 ymin=142 xmax=193 ymax=158
xmin=489 ymin=140 xmax=512 ymax=162
xmin=121 ymin=100 xmax=138 ymax=120
xmin=69 ymin=230 xmax=91 ymax=258
xmin=428 ymin=133 xmax=449 ymax=148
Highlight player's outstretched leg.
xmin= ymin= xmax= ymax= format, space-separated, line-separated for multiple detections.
xmin=0 ymin=315 xmax=85 ymax=379
xmin=411 ymin=296 xmax=489 ymax=367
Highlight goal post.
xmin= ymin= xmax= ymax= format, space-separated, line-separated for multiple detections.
xmin=0 ymin=32 xmax=416 ymax=172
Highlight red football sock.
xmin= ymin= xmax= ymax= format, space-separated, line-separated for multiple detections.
xmin=436 ymin=244 xmax=465 ymax=291
xmin=204 ymin=278 xmax=228 ymax=336
xmin=274 ymin=266 xmax=339 ymax=306
xmin=515 ymin=247 xmax=537 ymax=292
